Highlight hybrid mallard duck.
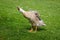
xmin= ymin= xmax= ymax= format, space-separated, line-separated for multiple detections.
xmin=17 ymin=7 xmax=46 ymax=32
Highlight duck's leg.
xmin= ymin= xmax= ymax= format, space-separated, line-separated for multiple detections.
xmin=29 ymin=27 xmax=33 ymax=32
xmin=29 ymin=21 xmax=34 ymax=32
xmin=34 ymin=26 xmax=38 ymax=32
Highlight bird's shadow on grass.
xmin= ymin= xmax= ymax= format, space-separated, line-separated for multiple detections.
xmin=26 ymin=27 xmax=47 ymax=31
xmin=37 ymin=28 xmax=46 ymax=31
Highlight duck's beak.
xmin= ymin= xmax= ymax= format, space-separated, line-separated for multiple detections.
xmin=17 ymin=6 xmax=20 ymax=11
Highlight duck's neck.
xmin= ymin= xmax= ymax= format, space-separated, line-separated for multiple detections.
xmin=19 ymin=8 xmax=25 ymax=13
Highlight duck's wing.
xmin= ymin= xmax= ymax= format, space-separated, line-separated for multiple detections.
xmin=34 ymin=12 xmax=41 ymax=20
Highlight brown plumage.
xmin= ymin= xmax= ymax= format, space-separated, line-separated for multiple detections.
xmin=17 ymin=7 xmax=46 ymax=32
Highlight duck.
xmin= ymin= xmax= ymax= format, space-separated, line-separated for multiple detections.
xmin=17 ymin=7 xmax=46 ymax=32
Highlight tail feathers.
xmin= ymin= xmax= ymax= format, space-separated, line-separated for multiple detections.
xmin=39 ymin=20 xmax=46 ymax=26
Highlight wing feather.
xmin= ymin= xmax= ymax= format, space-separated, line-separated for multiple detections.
xmin=35 ymin=12 xmax=41 ymax=20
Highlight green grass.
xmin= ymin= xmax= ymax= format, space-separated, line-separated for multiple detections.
xmin=0 ymin=0 xmax=60 ymax=40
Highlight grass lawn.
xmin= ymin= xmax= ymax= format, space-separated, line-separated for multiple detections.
xmin=0 ymin=0 xmax=60 ymax=40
